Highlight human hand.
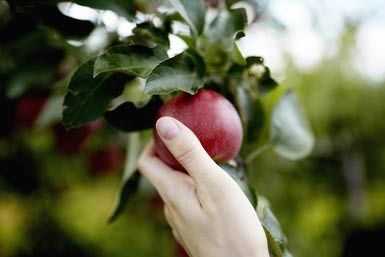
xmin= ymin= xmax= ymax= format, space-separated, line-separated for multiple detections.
xmin=138 ymin=116 xmax=269 ymax=257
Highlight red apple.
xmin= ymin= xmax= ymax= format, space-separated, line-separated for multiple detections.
xmin=154 ymin=89 xmax=243 ymax=171
xmin=52 ymin=120 xmax=101 ymax=155
xmin=15 ymin=94 xmax=47 ymax=128
xmin=88 ymin=146 xmax=124 ymax=175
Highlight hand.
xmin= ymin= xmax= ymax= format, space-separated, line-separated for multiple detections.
xmin=138 ymin=117 xmax=269 ymax=257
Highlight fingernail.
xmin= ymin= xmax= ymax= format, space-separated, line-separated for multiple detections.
xmin=156 ymin=117 xmax=180 ymax=140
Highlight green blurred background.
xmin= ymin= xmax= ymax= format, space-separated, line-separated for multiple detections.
xmin=1 ymin=0 xmax=385 ymax=257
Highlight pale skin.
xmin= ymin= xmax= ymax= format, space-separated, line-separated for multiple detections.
xmin=138 ymin=116 xmax=270 ymax=257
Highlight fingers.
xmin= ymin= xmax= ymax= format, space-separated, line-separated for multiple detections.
xmin=164 ymin=207 xmax=186 ymax=249
xmin=164 ymin=207 xmax=182 ymax=242
xmin=164 ymin=206 xmax=175 ymax=227
xmin=155 ymin=117 xmax=224 ymax=187
xmin=138 ymin=140 xmax=201 ymax=210
xmin=138 ymin=141 xmax=190 ymax=204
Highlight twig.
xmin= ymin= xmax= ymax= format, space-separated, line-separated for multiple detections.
xmin=245 ymin=144 xmax=271 ymax=164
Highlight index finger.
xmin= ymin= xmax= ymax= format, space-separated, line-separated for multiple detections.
xmin=137 ymin=140 xmax=192 ymax=204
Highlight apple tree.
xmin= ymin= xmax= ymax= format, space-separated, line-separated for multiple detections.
xmin=2 ymin=0 xmax=314 ymax=256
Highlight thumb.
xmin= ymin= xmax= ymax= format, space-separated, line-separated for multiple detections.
xmin=155 ymin=116 xmax=223 ymax=185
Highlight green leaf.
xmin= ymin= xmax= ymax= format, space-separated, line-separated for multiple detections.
xmin=230 ymin=30 xmax=246 ymax=65
xmin=259 ymin=206 xmax=293 ymax=257
xmin=270 ymin=90 xmax=314 ymax=160
xmin=175 ymin=33 xmax=195 ymax=49
xmin=104 ymin=96 xmax=163 ymax=132
xmin=108 ymin=172 xmax=140 ymax=223
xmin=144 ymin=49 xmax=205 ymax=95
xmin=236 ymin=86 xmax=265 ymax=143
xmin=94 ymin=45 xmax=168 ymax=78
xmin=129 ymin=21 xmax=170 ymax=48
xmin=261 ymin=207 xmax=287 ymax=245
xmin=197 ymin=37 xmax=228 ymax=69
xmin=169 ymin=0 xmax=206 ymax=37
xmin=62 ymin=58 xmax=129 ymax=129
xmin=208 ymin=8 xmax=247 ymax=49
xmin=220 ymin=163 xmax=257 ymax=207
xmin=108 ymin=132 xmax=150 ymax=223
xmin=258 ymin=66 xmax=279 ymax=94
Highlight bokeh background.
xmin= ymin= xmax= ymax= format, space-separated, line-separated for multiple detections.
xmin=1 ymin=0 xmax=385 ymax=257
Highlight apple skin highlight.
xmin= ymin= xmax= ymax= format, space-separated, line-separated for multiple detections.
xmin=154 ymin=89 xmax=243 ymax=171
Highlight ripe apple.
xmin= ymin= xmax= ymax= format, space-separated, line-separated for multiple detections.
xmin=154 ymin=89 xmax=243 ymax=170
xmin=52 ymin=120 xmax=101 ymax=155
xmin=15 ymin=93 xmax=47 ymax=128
xmin=88 ymin=146 xmax=124 ymax=175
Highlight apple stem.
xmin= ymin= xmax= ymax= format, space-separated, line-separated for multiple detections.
xmin=244 ymin=144 xmax=271 ymax=164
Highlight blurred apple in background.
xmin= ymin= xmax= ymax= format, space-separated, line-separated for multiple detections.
xmin=87 ymin=145 xmax=124 ymax=175
xmin=52 ymin=120 xmax=102 ymax=155
xmin=15 ymin=93 xmax=47 ymax=128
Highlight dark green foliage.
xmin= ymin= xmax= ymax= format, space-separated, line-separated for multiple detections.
xmin=63 ymin=59 xmax=130 ymax=128
xmin=104 ymin=96 xmax=163 ymax=132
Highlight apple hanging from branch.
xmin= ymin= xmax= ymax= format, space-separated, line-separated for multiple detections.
xmin=154 ymin=89 xmax=243 ymax=171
